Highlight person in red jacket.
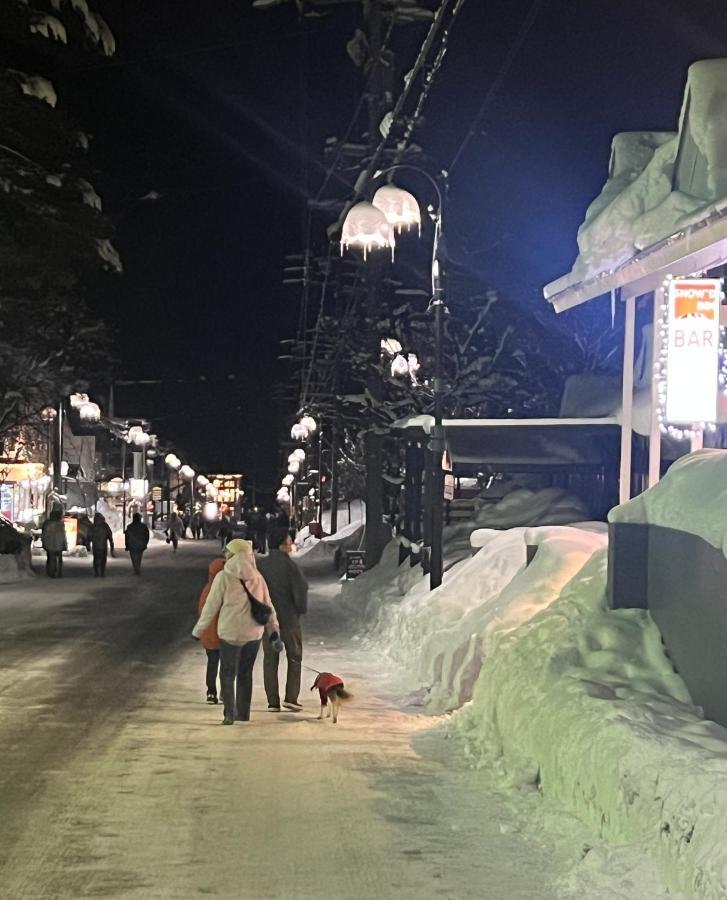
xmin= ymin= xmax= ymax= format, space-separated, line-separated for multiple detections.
xmin=197 ymin=557 xmax=225 ymax=703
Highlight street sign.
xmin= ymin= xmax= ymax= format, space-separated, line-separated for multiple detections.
xmin=665 ymin=277 xmax=721 ymax=424
xmin=345 ymin=549 xmax=366 ymax=579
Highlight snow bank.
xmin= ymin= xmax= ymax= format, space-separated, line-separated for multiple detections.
xmin=295 ymin=519 xmax=366 ymax=573
xmin=451 ymin=537 xmax=727 ymax=900
xmin=364 ymin=526 xmax=606 ymax=713
xmin=0 ymin=554 xmax=26 ymax=584
xmin=350 ymin=512 xmax=727 ymax=896
xmin=609 ymin=449 xmax=727 ymax=556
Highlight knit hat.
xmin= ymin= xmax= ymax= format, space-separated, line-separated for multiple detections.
xmin=225 ymin=538 xmax=253 ymax=558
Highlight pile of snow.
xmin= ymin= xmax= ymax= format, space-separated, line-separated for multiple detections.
xmin=295 ymin=499 xmax=365 ymax=549
xmin=549 ymin=59 xmax=727 ymax=290
xmin=361 ymin=526 xmax=606 ymax=713
xmin=451 ymin=533 xmax=727 ymax=900
xmin=352 ymin=510 xmax=727 ymax=896
xmin=609 ymin=448 xmax=727 ymax=555
xmin=294 ymin=519 xmax=366 ymax=573
xmin=0 ymin=554 xmax=26 ymax=585
xmin=439 ymin=486 xmax=591 ymax=560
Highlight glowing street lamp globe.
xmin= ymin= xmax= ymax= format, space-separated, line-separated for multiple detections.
xmin=132 ymin=430 xmax=151 ymax=447
xmin=197 ymin=475 xmax=209 ymax=487
xmin=79 ymin=401 xmax=101 ymax=422
xmin=290 ymin=422 xmax=309 ymax=441
xmin=165 ymin=453 xmax=181 ymax=470
xmin=340 ymin=201 xmax=395 ymax=260
xmin=40 ymin=406 xmax=57 ymax=422
xmin=69 ymin=392 xmax=89 ymax=409
xmin=287 ymin=460 xmax=300 ymax=475
xmin=291 ymin=449 xmax=306 ymax=462
xmin=179 ymin=464 xmax=195 ymax=481
xmin=299 ymin=415 xmax=317 ymax=434
xmin=282 ymin=474 xmax=294 ymax=487
xmin=372 ymin=184 xmax=421 ymax=235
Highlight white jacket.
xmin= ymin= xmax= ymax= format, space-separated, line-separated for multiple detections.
xmin=193 ymin=550 xmax=279 ymax=646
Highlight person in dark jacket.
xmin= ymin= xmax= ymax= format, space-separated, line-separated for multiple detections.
xmin=41 ymin=508 xmax=67 ymax=578
xmin=89 ymin=512 xmax=114 ymax=577
xmin=257 ymin=527 xmax=308 ymax=712
xmin=124 ymin=512 xmax=150 ymax=575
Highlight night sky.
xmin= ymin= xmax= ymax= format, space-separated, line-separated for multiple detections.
xmin=62 ymin=0 xmax=727 ymax=489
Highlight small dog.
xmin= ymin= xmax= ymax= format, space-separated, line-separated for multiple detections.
xmin=311 ymin=672 xmax=351 ymax=724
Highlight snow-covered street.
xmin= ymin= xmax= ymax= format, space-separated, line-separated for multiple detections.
xmin=0 ymin=542 xmax=560 ymax=900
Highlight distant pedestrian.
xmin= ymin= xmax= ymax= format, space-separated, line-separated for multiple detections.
xmin=77 ymin=514 xmax=93 ymax=551
xmin=41 ymin=508 xmax=67 ymax=578
xmin=89 ymin=512 xmax=114 ymax=577
xmin=193 ymin=539 xmax=282 ymax=725
xmin=258 ymin=527 xmax=308 ymax=712
xmin=218 ymin=513 xmax=231 ymax=549
xmin=190 ymin=511 xmax=203 ymax=540
xmin=196 ymin=557 xmax=225 ymax=704
xmin=165 ymin=512 xmax=184 ymax=552
xmin=124 ymin=512 xmax=150 ymax=575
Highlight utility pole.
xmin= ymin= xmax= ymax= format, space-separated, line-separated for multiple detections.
xmin=362 ymin=0 xmax=390 ymax=568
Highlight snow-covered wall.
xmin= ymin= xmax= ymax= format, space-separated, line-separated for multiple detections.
xmin=609 ymin=448 xmax=727 ymax=556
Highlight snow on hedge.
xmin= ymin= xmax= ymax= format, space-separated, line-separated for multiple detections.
xmin=609 ymin=449 xmax=727 ymax=556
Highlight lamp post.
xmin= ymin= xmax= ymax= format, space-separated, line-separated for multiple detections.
xmin=340 ymin=165 xmax=448 ymax=590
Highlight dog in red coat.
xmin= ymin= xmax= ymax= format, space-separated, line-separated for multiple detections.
xmin=311 ymin=672 xmax=351 ymax=724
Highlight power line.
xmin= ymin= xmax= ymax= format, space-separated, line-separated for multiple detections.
xmin=448 ymin=0 xmax=544 ymax=175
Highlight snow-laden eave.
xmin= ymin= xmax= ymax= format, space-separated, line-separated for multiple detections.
xmin=543 ymin=204 xmax=727 ymax=313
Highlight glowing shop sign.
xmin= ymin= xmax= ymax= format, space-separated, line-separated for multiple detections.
xmin=665 ymin=278 xmax=721 ymax=424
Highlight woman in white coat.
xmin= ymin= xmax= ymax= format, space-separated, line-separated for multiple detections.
xmin=193 ymin=539 xmax=282 ymax=724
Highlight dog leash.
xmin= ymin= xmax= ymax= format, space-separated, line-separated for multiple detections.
xmin=301 ymin=664 xmax=321 ymax=675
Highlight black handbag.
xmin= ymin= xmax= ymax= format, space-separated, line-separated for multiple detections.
xmin=242 ymin=582 xmax=272 ymax=626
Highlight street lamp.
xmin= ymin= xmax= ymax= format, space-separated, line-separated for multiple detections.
xmin=340 ymin=165 xmax=448 ymax=590
xmin=179 ymin=464 xmax=195 ymax=513
xmin=299 ymin=415 xmax=317 ymax=434
xmin=291 ymin=422 xmax=309 ymax=441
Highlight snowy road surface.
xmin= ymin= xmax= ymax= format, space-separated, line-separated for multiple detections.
xmin=0 ymin=542 xmax=560 ymax=900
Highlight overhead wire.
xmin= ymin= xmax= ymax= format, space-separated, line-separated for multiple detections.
xmin=448 ymin=0 xmax=544 ymax=176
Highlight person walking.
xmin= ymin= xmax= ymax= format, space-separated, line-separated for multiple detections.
xmin=124 ymin=512 xmax=150 ymax=575
xmin=218 ymin=513 xmax=231 ymax=549
xmin=196 ymin=557 xmax=225 ymax=704
xmin=257 ymin=527 xmax=308 ymax=713
xmin=190 ymin=511 xmax=202 ymax=540
xmin=41 ymin=508 xmax=67 ymax=578
xmin=193 ymin=539 xmax=282 ymax=725
xmin=165 ymin=511 xmax=184 ymax=552
xmin=89 ymin=512 xmax=114 ymax=577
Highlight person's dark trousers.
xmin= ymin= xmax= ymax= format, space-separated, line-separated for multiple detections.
xmin=45 ymin=550 xmax=63 ymax=578
xmin=263 ymin=623 xmax=302 ymax=706
xmin=205 ymin=648 xmax=220 ymax=698
xmin=170 ymin=534 xmax=178 ymax=552
xmin=219 ymin=639 xmax=260 ymax=721
xmin=129 ymin=549 xmax=144 ymax=575
xmin=93 ymin=550 xmax=108 ymax=577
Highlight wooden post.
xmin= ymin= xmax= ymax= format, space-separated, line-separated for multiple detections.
xmin=648 ymin=290 xmax=662 ymax=487
xmin=619 ymin=293 xmax=636 ymax=503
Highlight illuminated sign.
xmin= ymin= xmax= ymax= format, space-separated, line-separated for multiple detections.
xmin=211 ymin=474 xmax=242 ymax=505
xmin=665 ymin=278 xmax=721 ymax=424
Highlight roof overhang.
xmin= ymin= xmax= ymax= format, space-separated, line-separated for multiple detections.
xmin=544 ymin=208 xmax=727 ymax=312
xmin=393 ymin=417 xmax=620 ymax=471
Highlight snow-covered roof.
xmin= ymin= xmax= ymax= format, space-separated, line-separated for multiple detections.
xmin=545 ymin=59 xmax=727 ymax=312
